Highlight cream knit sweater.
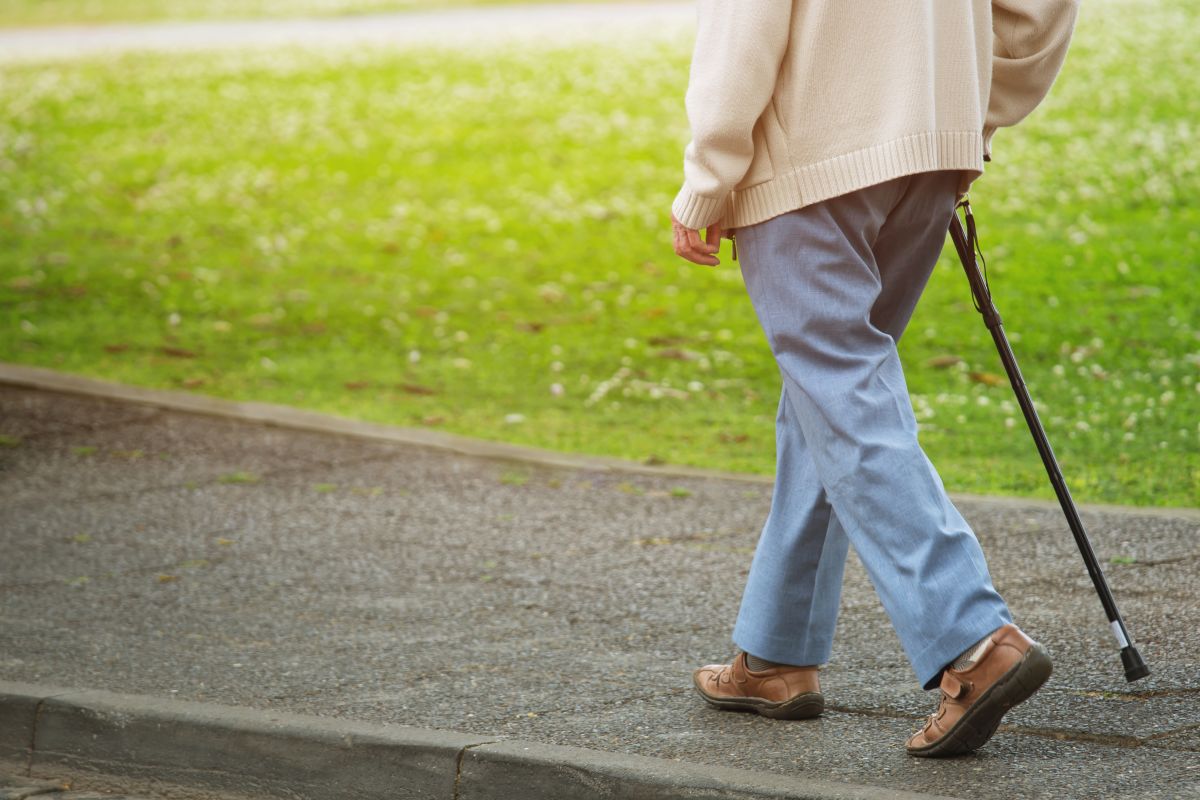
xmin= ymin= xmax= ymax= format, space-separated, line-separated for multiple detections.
xmin=672 ymin=0 xmax=1080 ymax=231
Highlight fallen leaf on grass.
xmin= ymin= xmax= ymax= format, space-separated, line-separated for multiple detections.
xmin=103 ymin=343 xmax=130 ymax=353
xmin=718 ymin=432 xmax=749 ymax=444
xmin=969 ymin=371 xmax=1007 ymax=387
xmin=344 ymin=380 xmax=370 ymax=390
xmin=420 ymin=415 xmax=446 ymax=426
xmin=160 ymin=346 xmax=197 ymax=359
xmin=400 ymin=383 xmax=438 ymax=396
xmin=927 ymin=355 xmax=963 ymax=369
xmin=656 ymin=348 xmax=698 ymax=361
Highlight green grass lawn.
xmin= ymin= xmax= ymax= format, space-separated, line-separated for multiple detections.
xmin=1 ymin=0 xmax=1197 ymax=507
xmin=0 ymin=0 xmax=645 ymax=28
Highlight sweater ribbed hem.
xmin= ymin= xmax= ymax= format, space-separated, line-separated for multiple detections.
xmin=671 ymin=186 xmax=728 ymax=231
xmin=728 ymin=130 xmax=985 ymax=229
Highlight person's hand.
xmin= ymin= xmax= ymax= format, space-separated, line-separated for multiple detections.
xmin=672 ymin=213 xmax=724 ymax=267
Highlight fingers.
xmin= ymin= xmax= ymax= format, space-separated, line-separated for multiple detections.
xmin=672 ymin=216 xmax=721 ymax=266
xmin=706 ymin=223 xmax=723 ymax=249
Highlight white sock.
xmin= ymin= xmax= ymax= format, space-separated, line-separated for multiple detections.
xmin=950 ymin=635 xmax=991 ymax=671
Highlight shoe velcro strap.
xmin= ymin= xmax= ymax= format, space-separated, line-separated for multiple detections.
xmin=940 ymin=672 xmax=972 ymax=700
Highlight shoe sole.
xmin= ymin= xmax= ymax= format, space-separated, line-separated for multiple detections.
xmin=693 ymin=676 xmax=824 ymax=720
xmin=907 ymin=642 xmax=1052 ymax=758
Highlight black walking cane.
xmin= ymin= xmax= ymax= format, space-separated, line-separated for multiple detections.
xmin=947 ymin=199 xmax=1150 ymax=683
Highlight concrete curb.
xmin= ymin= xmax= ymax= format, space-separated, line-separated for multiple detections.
xmin=0 ymin=362 xmax=766 ymax=483
xmin=2 ymin=361 xmax=1196 ymax=521
xmin=0 ymin=683 xmax=959 ymax=800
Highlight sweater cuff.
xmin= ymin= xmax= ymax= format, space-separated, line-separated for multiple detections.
xmin=982 ymin=126 xmax=998 ymax=160
xmin=672 ymin=184 xmax=728 ymax=230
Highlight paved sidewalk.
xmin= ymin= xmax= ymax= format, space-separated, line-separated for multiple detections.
xmin=1 ymin=376 xmax=1198 ymax=799
xmin=0 ymin=2 xmax=692 ymax=63
xmin=0 ymin=770 xmax=155 ymax=799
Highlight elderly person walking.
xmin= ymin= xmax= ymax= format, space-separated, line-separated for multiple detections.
xmin=671 ymin=0 xmax=1079 ymax=756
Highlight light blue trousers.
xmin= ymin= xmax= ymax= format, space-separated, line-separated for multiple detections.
xmin=732 ymin=171 xmax=1012 ymax=690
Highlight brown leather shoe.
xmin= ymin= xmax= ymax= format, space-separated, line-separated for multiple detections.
xmin=906 ymin=624 xmax=1052 ymax=757
xmin=693 ymin=652 xmax=823 ymax=720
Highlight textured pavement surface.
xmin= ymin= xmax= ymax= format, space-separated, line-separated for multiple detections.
xmin=0 ymin=2 xmax=693 ymax=62
xmin=0 ymin=770 xmax=155 ymax=799
xmin=1 ymin=384 xmax=1199 ymax=799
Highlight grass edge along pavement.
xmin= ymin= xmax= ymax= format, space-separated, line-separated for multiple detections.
xmin=0 ymin=681 xmax=962 ymax=800
xmin=4 ymin=362 xmax=1199 ymax=526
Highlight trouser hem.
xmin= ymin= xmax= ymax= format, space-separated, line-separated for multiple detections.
xmin=912 ymin=608 xmax=1013 ymax=690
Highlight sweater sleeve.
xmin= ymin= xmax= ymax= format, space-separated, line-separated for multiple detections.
xmin=672 ymin=0 xmax=793 ymax=230
xmin=985 ymin=0 xmax=1080 ymax=154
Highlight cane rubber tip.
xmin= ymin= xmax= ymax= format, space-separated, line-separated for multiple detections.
xmin=1121 ymin=645 xmax=1150 ymax=682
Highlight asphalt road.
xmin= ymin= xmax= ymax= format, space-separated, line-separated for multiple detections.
xmin=2 ymin=383 xmax=1199 ymax=799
